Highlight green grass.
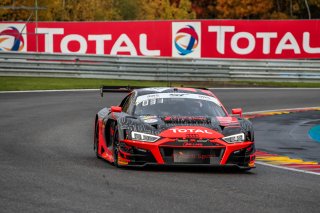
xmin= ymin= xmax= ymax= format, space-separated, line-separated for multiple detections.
xmin=0 ymin=77 xmax=170 ymax=91
xmin=0 ymin=76 xmax=319 ymax=91
xmin=203 ymin=81 xmax=320 ymax=88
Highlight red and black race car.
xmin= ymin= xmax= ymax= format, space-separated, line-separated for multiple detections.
xmin=94 ymin=86 xmax=255 ymax=170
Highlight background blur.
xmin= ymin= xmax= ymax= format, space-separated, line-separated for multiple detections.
xmin=1 ymin=0 xmax=320 ymax=22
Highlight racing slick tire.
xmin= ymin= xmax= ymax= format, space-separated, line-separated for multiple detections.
xmin=112 ymin=124 xmax=120 ymax=168
xmin=94 ymin=121 xmax=101 ymax=159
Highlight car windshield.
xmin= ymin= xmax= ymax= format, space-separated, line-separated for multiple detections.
xmin=134 ymin=93 xmax=227 ymax=117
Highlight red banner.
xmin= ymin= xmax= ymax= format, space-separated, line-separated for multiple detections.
xmin=200 ymin=20 xmax=320 ymax=59
xmin=1 ymin=20 xmax=320 ymax=59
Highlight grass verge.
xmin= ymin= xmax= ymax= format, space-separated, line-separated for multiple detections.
xmin=0 ymin=77 xmax=169 ymax=91
xmin=0 ymin=76 xmax=319 ymax=91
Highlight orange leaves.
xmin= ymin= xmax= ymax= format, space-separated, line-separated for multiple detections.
xmin=1 ymin=0 xmax=320 ymax=21
xmin=137 ymin=0 xmax=195 ymax=20
xmin=216 ymin=0 xmax=273 ymax=19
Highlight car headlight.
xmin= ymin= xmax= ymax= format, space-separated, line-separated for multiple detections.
xmin=131 ymin=131 xmax=160 ymax=143
xmin=222 ymin=133 xmax=245 ymax=143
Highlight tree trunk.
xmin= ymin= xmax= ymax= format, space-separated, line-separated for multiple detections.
xmin=304 ymin=0 xmax=311 ymax=19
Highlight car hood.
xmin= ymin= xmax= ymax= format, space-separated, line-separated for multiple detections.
xmin=120 ymin=115 xmax=243 ymax=139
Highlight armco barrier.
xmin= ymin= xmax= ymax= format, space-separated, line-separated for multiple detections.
xmin=0 ymin=52 xmax=319 ymax=82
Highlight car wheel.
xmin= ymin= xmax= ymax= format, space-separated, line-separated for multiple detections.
xmin=94 ymin=121 xmax=101 ymax=159
xmin=113 ymin=124 xmax=120 ymax=167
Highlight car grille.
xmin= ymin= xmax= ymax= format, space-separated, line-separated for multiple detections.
xmin=161 ymin=139 xmax=223 ymax=147
xmin=160 ymin=147 xmax=224 ymax=165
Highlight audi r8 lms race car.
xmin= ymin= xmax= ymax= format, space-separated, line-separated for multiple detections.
xmin=94 ymin=86 xmax=256 ymax=170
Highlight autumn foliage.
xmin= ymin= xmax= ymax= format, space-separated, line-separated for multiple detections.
xmin=0 ymin=0 xmax=319 ymax=21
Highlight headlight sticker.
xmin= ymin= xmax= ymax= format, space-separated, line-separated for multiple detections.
xmin=222 ymin=133 xmax=245 ymax=143
xmin=131 ymin=131 xmax=160 ymax=142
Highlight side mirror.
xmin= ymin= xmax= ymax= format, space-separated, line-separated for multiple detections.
xmin=232 ymin=108 xmax=243 ymax=117
xmin=111 ymin=106 xmax=122 ymax=113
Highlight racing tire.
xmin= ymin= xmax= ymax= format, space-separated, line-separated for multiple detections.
xmin=112 ymin=124 xmax=120 ymax=167
xmin=94 ymin=121 xmax=101 ymax=159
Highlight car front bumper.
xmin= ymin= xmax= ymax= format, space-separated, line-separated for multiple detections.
xmin=116 ymin=138 xmax=256 ymax=169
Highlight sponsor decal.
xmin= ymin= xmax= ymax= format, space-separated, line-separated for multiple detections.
xmin=203 ymin=21 xmax=320 ymax=58
xmin=142 ymin=88 xmax=170 ymax=92
xmin=140 ymin=115 xmax=159 ymax=124
xmin=136 ymin=93 xmax=220 ymax=106
xmin=5 ymin=20 xmax=320 ymax=58
xmin=172 ymin=22 xmax=201 ymax=58
xmin=175 ymin=152 xmax=215 ymax=160
xmin=183 ymin=142 xmax=203 ymax=146
xmin=207 ymin=25 xmax=320 ymax=55
xmin=185 ymin=134 xmax=200 ymax=138
xmin=143 ymin=119 xmax=158 ymax=123
xmin=169 ymin=128 xmax=213 ymax=134
xmin=0 ymin=25 xmax=26 ymax=51
xmin=25 ymin=22 xmax=169 ymax=55
xmin=36 ymin=28 xmax=161 ymax=55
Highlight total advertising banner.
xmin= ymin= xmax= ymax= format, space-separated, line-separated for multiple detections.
xmin=1 ymin=20 xmax=320 ymax=59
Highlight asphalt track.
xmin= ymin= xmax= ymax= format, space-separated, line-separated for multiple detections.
xmin=253 ymin=110 xmax=320 ymax=162
xmin=0 ymin=89 xmax=320 ymax=213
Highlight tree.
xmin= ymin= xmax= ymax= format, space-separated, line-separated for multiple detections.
xmin=0 ymin=0 xmax=34 ymax=21
xmin=269 ymin=0 xmax=320 ymax=19
xmin=309 ymin=0 xmax=320 ymax=18
xmin=0 ymin=0 xmax=121 ymax=21
xmin=216 ymin=0 xmax=273 ymax=19
xmin=137 ymin=0 xmax=195 ymax=20
xmin=114 ymin=0 xmax=140 ymax=20
xmin=1 ymin=0 xmax=320 ymax=21
xmin=191 ymin=0 xmax=217 ymax=19
xmin=45 ymin=0 xmax=121 ymax=21
xmin=172 ymin=0 xmax=196 ymax=19
xmin=38 ymin=0 xmax=64 ymax=21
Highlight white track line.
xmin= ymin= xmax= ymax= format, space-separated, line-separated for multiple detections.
xmin=256 ymin=162 xmax=320 ymax=176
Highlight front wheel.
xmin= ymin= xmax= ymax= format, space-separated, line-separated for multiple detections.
xmin=112 ymin=124 xmax=120 ymax=167
xmin=94 ymin=121 xmax=101 ymax=159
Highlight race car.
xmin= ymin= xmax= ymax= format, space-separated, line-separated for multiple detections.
xmin=94 ymin=86 xmax=255 ymax=170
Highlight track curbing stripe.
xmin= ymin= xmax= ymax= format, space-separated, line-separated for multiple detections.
xmin=247 ymin=108 xmax=320 ymax=176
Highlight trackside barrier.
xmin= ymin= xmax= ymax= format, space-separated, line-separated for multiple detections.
xmin=0 ymin=52 xmax=319 ymax=82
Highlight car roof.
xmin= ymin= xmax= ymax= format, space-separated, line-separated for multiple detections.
xmin=135 ymin=87 xmax=215 ymax=97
